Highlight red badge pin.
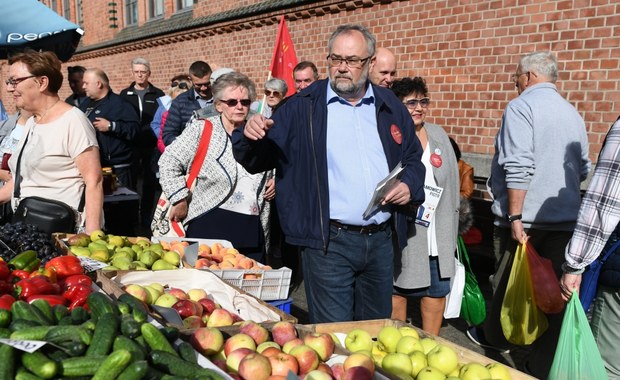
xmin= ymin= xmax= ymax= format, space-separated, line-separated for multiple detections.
xmin=430 ymin=153 xmax=442 ymax=167
xmin=390 ymin=124 xmax=402 ymax=145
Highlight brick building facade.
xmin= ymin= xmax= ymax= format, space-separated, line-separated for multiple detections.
xmin=2 ymin=0 xmax=618 ymax=175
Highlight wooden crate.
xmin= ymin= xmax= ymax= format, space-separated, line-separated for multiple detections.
xmin=305 ymin=319 xmax=536 ymax=380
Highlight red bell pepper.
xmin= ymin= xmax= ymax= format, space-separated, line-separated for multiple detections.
xmin=26 ymin=294 xmax=67 ymax=306
xmin=63 ymin=283 xmax=91 ymax=303
xmin=33 ymin=266 xmax=57 ymax=284
xmin=0 ymin=280 xmax=13 ymax=295
xmin=63 ymin=274 xmax=93 ymax=290
xmin=45 ymin=256 xmax=84 ymax=279
xmin=10 ymin=270 xmax=31 ymax=282
xmin=0 ymin=294 xmax=15 ymax=310
xmin=0 ymin=260 xmax=9 ymax=280
xmin=15 ymin=275 xmax=60 ymax=299
xmin=68 ymin=297 xmax=88 ymax=310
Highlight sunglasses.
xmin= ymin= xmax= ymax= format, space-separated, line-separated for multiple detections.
xmin=265 ymin=89 xmax=282 ymax=97
xmin=171 ymin=81 xmax=189 ymax=90
xmin=220 ymin=98 xmax=251 ymax=107
xmin=403 ymin=98 xmax=431 ymax=109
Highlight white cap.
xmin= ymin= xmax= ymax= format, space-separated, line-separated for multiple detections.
xmin=210 ymin=68 xmax=235 ymax=84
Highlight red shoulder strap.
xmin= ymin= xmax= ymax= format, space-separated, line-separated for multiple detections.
xmin=186 ymin=120 xmax=213 ymax=189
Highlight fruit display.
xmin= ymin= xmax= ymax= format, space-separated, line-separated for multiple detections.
xmin=178 ymin=240 xmax=273 ymax=271
xmin=187 ymin=320 xmax=378 ymax=380
xmin=0 ymin=292 xmax=228 ymax=379
xmin=64 ymin=231 xmax=182 ymax=271
xmin=0 ymin=222 xmax=62 ymax=264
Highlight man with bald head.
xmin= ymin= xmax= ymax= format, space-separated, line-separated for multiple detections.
xmin=81 ymin=68 xmax=140 ymax=189
xmin=369 ymin=47 xmax=397 ymax=88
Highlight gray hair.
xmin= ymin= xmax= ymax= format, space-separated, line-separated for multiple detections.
xmin=519 ymin=51 xmax=558 ymax=83
xmin=328 ymin=24 xmax=376 ymax=58
xmin=265 ymin=78 xmax=288 ymax=95
xmin=131 ymin=57 xmax=151 ymax=72
xmin=212 ymin=72 xmax=257 ymax=102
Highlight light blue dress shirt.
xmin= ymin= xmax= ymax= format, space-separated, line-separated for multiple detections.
xmin=194 ymin=90 xmax=213 ymax=109
xmin=325 ymin=81 xmax=390 ymax=226
xmin=0 ymin=101 xmax=7 ymax=121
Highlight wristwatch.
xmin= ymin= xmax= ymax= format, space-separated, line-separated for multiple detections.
xmin=507 ymin=213 xmax=522 ymax=223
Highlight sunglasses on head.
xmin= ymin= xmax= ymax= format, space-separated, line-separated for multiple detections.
xmin=171 ymin=81 xmax=189 ymax=90
xmin=220 ymin=99 xmax=251 ymax=107
xmin=265 ymin=89 xmax=282 ymax=97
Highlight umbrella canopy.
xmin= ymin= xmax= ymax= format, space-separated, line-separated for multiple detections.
xmin=0 ymin=0 xmax=83 ymax=62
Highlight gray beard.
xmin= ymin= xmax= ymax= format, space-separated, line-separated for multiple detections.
xmin=330 ymin=72 xmax=369 ymax=98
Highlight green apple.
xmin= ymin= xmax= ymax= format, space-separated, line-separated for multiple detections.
xmin=149 ymin=283 xmax=165 ymax=294
xmin=382 ymin=352 xmax=413 ymax=377
xmin=459 ymin=363 xmax=492 ymax=380
xmin=162 ymin=251 xmax=181 ymax=267
xmin=154 ymin=293 xmax=178 ymax=308
xmin=426 ymin=344 xmax=458 ymax=375
xmin=371 ymin=341 xmax=388 ymax=366
xmin=409 ymin=350 xmax=427 ymax=377
xmin=420 ymin=337 xmax=439 ymax=354
xmin=378 ymin=326 xmax=402 ymax=353
xmin=416 ymin=366 xmax=447 ymax=380
xmin=399 ymin=326 xmax=420 ymax=340
xmin=396 ymin=335 xmax=424 ymax=355
xmin=486 ymin=363 xmax=511 ymax=380
xmin=344 ymin=329 xmax=373 ymax=353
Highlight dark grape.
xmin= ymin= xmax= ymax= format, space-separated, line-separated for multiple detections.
xmin=0 ymin=222 xmax=63 ymax=264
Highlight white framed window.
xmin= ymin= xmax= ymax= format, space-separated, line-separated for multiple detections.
xmin=125 ymin=0 xmax=138 ymax=25
xmin=63 ymin=0 xmax=70 ymax=19
xmin=149 ymin=0 xmax=164 ymax=19
xmin=75 ymin=0 xmax=82 ymax=24
xmin=177 ymin=0 xmax=193 ymax=11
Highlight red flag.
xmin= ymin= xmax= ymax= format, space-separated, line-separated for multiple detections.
xmin=269 ymin=16 xmax=298 ymax=97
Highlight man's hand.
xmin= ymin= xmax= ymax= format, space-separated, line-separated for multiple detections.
xmin=264 ymin=178 xmax=275 ymax=201
xmin=560 ymin=273 xmax=581 ymax=301
xmin=93 ymin=117 xmax=111 ymax=133
xmin=244 ymin=114 xmax=273 ymax=140
xmin=382 ymin=181 xmax=411 ymax=205
xmin=510 ymin=220 xmax=527 ymax=243
xmin=169 ymin=199 xmax=188 ymax=222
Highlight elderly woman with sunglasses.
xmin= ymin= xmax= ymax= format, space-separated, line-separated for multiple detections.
xmin=158 ymin=72 xmax=274 ymax=261
xmin=391 ymin=77 xmax=460 ymax=336
xmin=251 ymin=78 xmax=288 ymax=118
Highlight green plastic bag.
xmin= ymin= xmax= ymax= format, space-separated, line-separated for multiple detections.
xmin=458 ymin=236 xmax=487 ymax=326
xmin=500 ymin=242 xmax=548 ymax=345
xmin=549 ymin=291 xmax=608 ymax=380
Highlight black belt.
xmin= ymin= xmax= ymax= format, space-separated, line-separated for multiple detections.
xmin=329 ymin=220 xmax=389 ymax=234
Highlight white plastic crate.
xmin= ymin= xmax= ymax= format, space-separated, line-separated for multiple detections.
xmin=206 ymin=267 xmax=292 ymax=301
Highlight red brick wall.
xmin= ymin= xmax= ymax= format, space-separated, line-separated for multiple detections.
xmin=3 ymin=0 xmax=619 ymax=163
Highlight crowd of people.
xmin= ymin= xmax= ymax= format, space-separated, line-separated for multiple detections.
xmin=1 ymin=22 xmax=619 ymax=379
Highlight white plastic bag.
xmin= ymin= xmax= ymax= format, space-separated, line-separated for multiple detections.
xmin=444 ymin=255 xmax=465 ymax=319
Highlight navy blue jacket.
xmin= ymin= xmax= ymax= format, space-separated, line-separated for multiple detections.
xmin=232 ymin=79 xmax=425 ymax=251
xmin=599 ymin=223 xmax=620 ymax=288
xmin=80 ymin=91 xmax=140 ymax=167
xmin=162 ymin=89 xmax=201 ymax=146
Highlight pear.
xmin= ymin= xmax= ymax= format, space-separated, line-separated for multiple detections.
xmin=112 ymin=256 xmax=133 ymax=270
xmin=139 ymin=250 xmax=159 ymax=268
xmin=70 ymin=246 xmax=91 ymax=257
xmin=89 ymin=229 xmax=106 ymax=242
xmin=151 ymin=259 xmax=177 ymax=271
xmin=67 ymin=233 xmax=90 ymax=247
xmin=108 ymin=235 xmax=125 ymax=248
xmin=162 ymin=251 xmax=181 ymax=267
xmin=90 ymin=249 xmax=110 ymax=262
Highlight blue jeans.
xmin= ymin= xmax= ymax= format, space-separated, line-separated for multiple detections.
xmin=301 ymin=224 xmax=394 ymax=323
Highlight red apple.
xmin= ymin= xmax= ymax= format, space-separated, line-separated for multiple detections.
xmin=261 ymin=346 xmax=283 ymax=358
xmin=330 ymin=363 xmax=345 ymax=380
xmin=268 ymin=352 xmax=299 ymax=377
xmin=257 ymin=341 xmax=281 ymax=354
xmin=211 ymin=358 xmax=227 ymax=372
xmin=303 ymin=333 xmax=335 ymax=361
xmin=183 ymin=315 xmax=205 ymax=329
xmin=343 ymin=352 xmax=375 ymax=373
xmin=226 ymin=347 xmax=254 ymax=374
xmin=266 ymin=376 xmax=287 ymax=380
xmin=315 ymin=362 xmax=333 ymax=377
xmin=341 ymin=366 xmax=373 ymax=380
xmin=289 ymin=344 xmax=319 ymax=374
xmin=207 ymin=308 xmax=234 ymax=327
xmin=224 ymin=333 xmax=257 ymax=357
xmin=187 ymin=288 xmax=208 ymax=301
xmin=167 ymin=287 xmax=189 ymax=300
xmin=301 ymin=370 xmax=332 ymax=380
xmin=172 ymin=299 xmax=200 ymax=318
xmin=231 ymin=312 xmax=244 ymax=323
xmin=239 ymin=320 xmax=270 ymax=345
xmin=282 ymin=338 xmax=304 ymax=354
xmin=271 ymin=321 xmax=298 ymax=346
xmin=198 ymin=297 xmax=218 ymax=316
xmin=190 ymin=327 xmax=224 ymax=356
xmin=238 ymin=353 xmax=272 ymax=380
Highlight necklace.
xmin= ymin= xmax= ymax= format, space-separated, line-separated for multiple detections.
xmin=35 ymin=98 xmax=60 ymax=124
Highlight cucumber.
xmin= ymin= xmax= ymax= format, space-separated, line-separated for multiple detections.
xmin=45 ymin=325 xmax=92 ymax=346
xmin=70 ymin=306 xmax=90 ymax=324
xmin=91 ymin=349 xmax=133 ymax=380
xmin=31 ymin=299 xmax=54 ymax=323
xmin=120 ymin=313 xmax=142 ymax=338
xmin=9 ymin=318 xmax=42 ymax=331
xmin=149 ymin=350 xmax=224 ymax=379
xmin=117 ymin=300 xmax=131 ymax=315
xmin=21 ymin=350 xmax=58 ymax=379
xmin=11 ymin=300 xmax=52 ymax=325
xmin=141 ymin=323 xmax=177 ymax=356
xmin=0 ymin=328 xmax=16 ymax=379
xmin=59 ymin=357 xmax=106 ymax=377
xmin=113 ymin=335 xmax=147 ymax=361
xmin=87 ymin=292 xmax=119 ymax=320
xmin=160 ymin=326 xmax=180 ymax=343
xmin=56 ymin=340 xmax=88 ymax=357
xmin=81 ymin=318 xmax=97 ymax=331
xmin=116 ymin=360 xmax=149 ymax=380
xmin=118 ymin=293 xmax=149 ymax=323
xmin=57 ymin=315 xmax=74 ymax=326
xmin=0 ymin=309 xmax=11 ymax=328
xmin=176 ymin=341 xmax=198 ymax=364
xmin=86 ymin=312 xmax=119 ymax=357
xmin=15 ymin=368 xmax=44 ymax=380
xmin=52 ymin=304 xmax=69 ymax=323
xmin=10 ymin=325 xmax=53 ymax=341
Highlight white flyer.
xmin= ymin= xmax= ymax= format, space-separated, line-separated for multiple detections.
xmin=414 ymin=184 xmax=443 ymax=227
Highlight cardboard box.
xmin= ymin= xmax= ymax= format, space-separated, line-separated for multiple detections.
xmin=305 ymin=319 xmax=536 ymax=380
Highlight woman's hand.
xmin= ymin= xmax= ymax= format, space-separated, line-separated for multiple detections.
xmin=0 ymin=169 xmax=12 ymax=182
xmin=560 ymin=273 xmax=581 ymax=301
xmin=169 ymin=199 xmax=188 ymax=222
xmin=264 ymin=178 xmax=275 ymax=201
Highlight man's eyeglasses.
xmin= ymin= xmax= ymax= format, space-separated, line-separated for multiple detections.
xmin=5 ymin=75 xmax=36 ymax=87
xmin=193 ymin=82 xmax=211 ymax=89
xmin=219 ymin=99 xmax=251 ymax=107
xmin=326 ymin=55 xmax=371 ymax=69
xmin=511 ymin=72 xmax=529 ymax=81
xmin=171 ymin=82 xmax=189 ymax=90
xmin=133 ymin=70 xmax=149 ymax=75
xmin=265 ymin=90 xmax=282 ymax=97
xmin=403 ymin=98 xmax=430 ymax=109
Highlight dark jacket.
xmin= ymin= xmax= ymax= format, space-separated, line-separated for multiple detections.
xmin=120 ymin=82 xmax=164 ymax=146
xmin=161 ymin=89 xmax=201 ymax=146
xmin=80 ymin=91 xmax=140 ymax=167
xmin=599 ymin=223 xmax=620 ymax=288
xmin=232 ymin=79 xmax=426 ymax=251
